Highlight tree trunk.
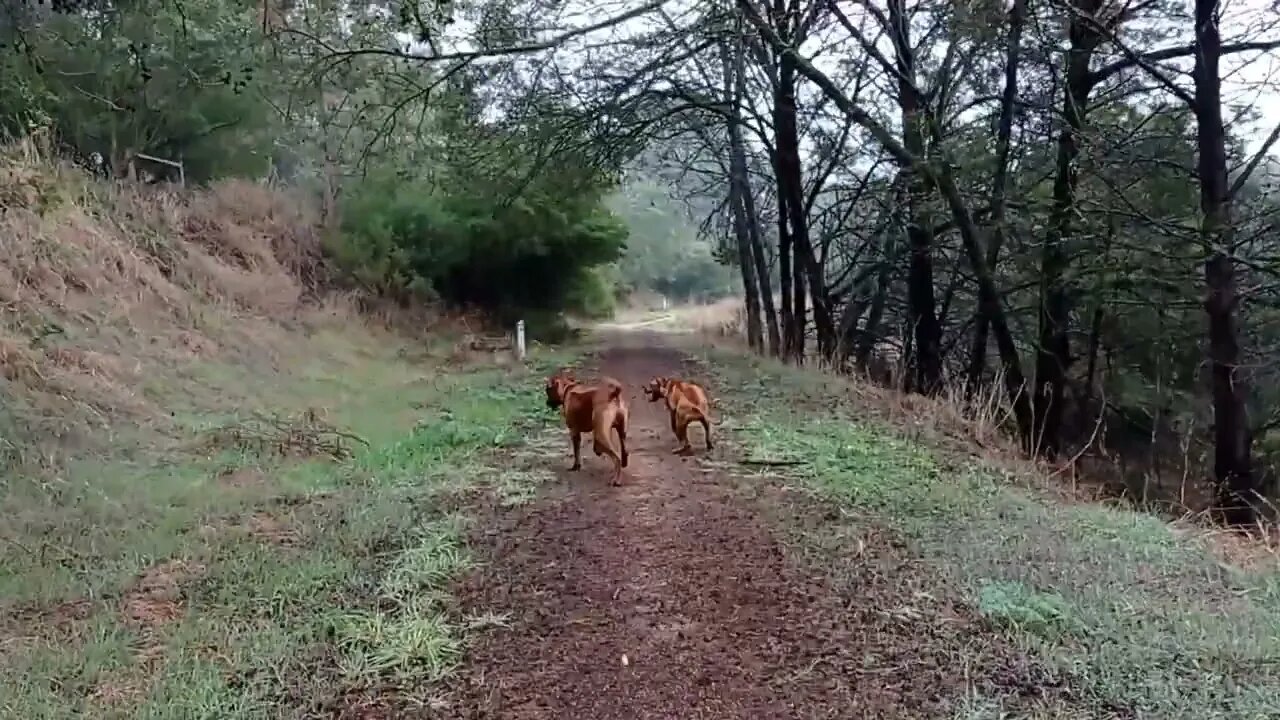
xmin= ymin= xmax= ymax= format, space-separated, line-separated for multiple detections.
xmin=723 ymin=33 xmax=765 ymax=352
xmin=800 ymin=239 xmax=835 ymax=358
xmin=1033 ymin=0 xmax=1100 ymax=456
xmin=836 ymin=297 xmax=867 ymax=364
xmin=729 ymin=178 xmax=765 ymax=351
xmin=936 ymin=258 xmax=963 ymax=331
xmin=890 ymin=0 xmax=941 ymax=395
xmin=748 ymin=200 xmax=781 ymax=356
xmin=855 ymin=265 xmax=891 ymax=370
xmin=776 ymin=175 xmax=796 ymax=360
xmin=966 ymin=0 xmax=1027 ymax=397
xmin=768 ymin=1 xmax=796 ymax=362
xmin=1193 ymin=0 xmax=1259 ymax=524
xmin=776 ymin=50 xmax=816 ymax=363
xmin=736 ymin=19 xmax=779 ymax=356
xmin=725 ymin=18 xmax=779 ymax=354
xmin=1080 ymin=216 xmax=1113 ymax=424
xmin=1081 ymin=308 xmax=1104 ymax=411
xmin=792 ymin=237 xmax=807 ymax=363
xmin=768 ymin=0 xmax=833 ymax=362
xmin=857 ymin=184 xmax=906 ymax=369
xmin=836 ymin=255 xmax=892 ymax=365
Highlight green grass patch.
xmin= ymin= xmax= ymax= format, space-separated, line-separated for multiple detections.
xmin=699 ymin=345 xmax=1280 ymax=720
xmin=1 ymin=335 xmax=576 ymax=718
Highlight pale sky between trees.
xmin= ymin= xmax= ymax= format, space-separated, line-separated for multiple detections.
xmin=395 ymin=0 xmax=1280 ymax=166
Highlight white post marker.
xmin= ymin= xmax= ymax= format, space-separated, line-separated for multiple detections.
xmin=515 ymin=319 xmax=526 ymax=361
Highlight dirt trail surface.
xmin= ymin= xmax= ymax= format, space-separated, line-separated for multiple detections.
xmin=442 ymin=333 xmax=1037 ymax=719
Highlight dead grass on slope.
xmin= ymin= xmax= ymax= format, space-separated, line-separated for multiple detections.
xmin=0 ymin=142 xmax=484 ymax=465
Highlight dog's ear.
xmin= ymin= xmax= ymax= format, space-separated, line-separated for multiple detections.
xmin=546 ymin=374 xmax=569 ymax=395
xmin=545 ymin=374 xmax=569 ymax=408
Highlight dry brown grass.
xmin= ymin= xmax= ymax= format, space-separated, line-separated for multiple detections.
xmin=120 ymin=559 xmax=206 ymax=630
xmin=0 ymin=142 xmax=410 ymax=463
xmin=607 ymin=296 xmax=744 ymax=336
xmin=849 ymin=371 xmax=1277 ymax=551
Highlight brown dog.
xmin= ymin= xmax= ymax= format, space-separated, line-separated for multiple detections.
xmin=643 ymin=376 xmax=713 ymax=454
xmin=545 ymin=371 xmax=630 ymax=485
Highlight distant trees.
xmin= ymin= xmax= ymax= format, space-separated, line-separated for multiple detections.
xmin=607 ymin=177 xmax=738 ymax=306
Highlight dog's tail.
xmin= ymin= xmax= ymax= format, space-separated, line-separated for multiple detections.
xmin=686 ymin=403 xmax=712 ymax=425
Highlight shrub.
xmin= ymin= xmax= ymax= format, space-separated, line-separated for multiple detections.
xmin=332 ymin=165 xmax=627 ymax=318
xmin=563 ymin=266 xmax=618 ymax=320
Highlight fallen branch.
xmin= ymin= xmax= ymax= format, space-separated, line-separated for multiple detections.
xmin=200 ymin=409 xmax=368 ymax=461
xmin=739 ymin=458 xmax=809 ymax=467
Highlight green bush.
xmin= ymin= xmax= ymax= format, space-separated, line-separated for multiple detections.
xmin=325 ymin=189 xmax=451 ymax=302
xmin=332 ymin=164 xmax=627 ymax=318
xmin=522 ymin=311 xmax=579 ymax=345
xmin=563 ymin=266 xmax=618 ymax=320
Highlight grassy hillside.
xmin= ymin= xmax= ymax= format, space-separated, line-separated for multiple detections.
xmin=0 ymin=148 xmax=568 ymax=717
xmin=0 ymin=141 xmax=324 ymax=458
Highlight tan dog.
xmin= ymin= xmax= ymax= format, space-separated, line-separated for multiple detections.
xmin=545 ymin=371 xmax=630 ymax=485
xmin=643 ymin=376 xmax=713 ymax=454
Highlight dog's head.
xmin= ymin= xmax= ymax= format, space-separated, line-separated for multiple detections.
xmin=643 ymin=376 xmax=669 ymax=402
xmin=545 ymin=372 xmax=575 ymax=409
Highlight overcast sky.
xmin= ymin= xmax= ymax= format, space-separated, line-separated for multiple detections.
xmin=406 ymin=0 xmax=1280 ymax=160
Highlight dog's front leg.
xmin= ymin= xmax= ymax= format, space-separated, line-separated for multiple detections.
xmin=569 ymin=431 xmax=582 ymax=471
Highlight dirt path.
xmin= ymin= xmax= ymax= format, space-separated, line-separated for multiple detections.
xmin=441 ymin=334 xmax=1031 ymax=719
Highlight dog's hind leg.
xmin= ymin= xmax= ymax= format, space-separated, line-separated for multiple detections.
xmin=594 ymin=427 xmax=624 ymax=486
xmin=700 ymin=415 xmax=713 ymax=450
xmin=668 ymin=410 xmax=684 ymax=452
xmin=674 ymin=413 xmax=693 ymax=455
xmin=615 ymin=420 xmax=629 ymax=468
xmin=569 ymin=431 xmax=582 ymax=471
xmin=607 ymin=449 xmax=624 ymax=486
